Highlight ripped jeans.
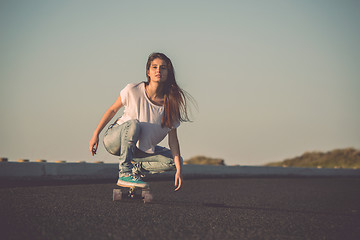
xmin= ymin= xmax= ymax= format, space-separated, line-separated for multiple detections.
xmin=103 ymin=119 xmax=176 ymax=177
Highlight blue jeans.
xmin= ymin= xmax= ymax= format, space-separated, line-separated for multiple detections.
xmin=103 ymin=119 xmax=176 ymax=176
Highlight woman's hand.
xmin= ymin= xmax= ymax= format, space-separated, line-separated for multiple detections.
xmin=168 ymin=128 xmax=183 ymax=191
xmin=174 ymin=171 xmax=183 ymax=191
xmin=89 ymin=134 xmax=99 ymax=156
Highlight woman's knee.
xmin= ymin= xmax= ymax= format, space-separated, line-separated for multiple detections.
xmin=103 ymin=127 xmax=121 ymax=156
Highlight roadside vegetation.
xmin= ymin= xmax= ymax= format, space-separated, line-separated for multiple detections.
xmin=184 ymin=156 xmax=225 ymax=166
xmin=265 ymin=148 xmax=360 ymax=169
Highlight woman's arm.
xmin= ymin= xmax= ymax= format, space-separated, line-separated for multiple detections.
xmin=168 ymin=128 xmax=183 ymax=191
xmin=89 ymin=95 xmax=123 ymax=156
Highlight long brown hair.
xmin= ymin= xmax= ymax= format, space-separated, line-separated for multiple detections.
xmin=146 ymin=52 xmax=192 ymax=128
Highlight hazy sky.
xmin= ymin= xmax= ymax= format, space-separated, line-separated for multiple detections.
xmin=1 ymin=0 xmax=359 ymax=166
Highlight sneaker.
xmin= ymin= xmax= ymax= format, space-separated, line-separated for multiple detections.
xmin=117 ymin=174 xmax=148 ymax=188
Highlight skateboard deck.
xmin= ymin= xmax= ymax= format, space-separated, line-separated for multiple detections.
xmin=113 ymin=186 xmax=153 ymax=203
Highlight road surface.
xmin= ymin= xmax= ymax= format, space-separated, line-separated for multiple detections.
xmin=1 ymin=177 xmax=359 ymax=239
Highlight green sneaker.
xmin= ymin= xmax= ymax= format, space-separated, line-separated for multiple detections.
xmin=117 ymin=174 xmax=148 ymax=188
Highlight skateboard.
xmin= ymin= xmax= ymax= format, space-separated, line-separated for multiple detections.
xmin=113 ymin=186 xmax=153 ymax=203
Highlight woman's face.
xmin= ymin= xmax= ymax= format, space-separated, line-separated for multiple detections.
xmin=147 ymin=58 xmax=168 ymax=83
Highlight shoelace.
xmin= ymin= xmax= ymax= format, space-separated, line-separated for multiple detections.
xmin=131 ymin=175 xmax=143 ymax=182
xmin=132 ymin=164 xmax=146 ymax=178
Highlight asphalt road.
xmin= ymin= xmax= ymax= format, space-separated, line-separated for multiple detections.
xmin=1 ymin=177 xmax=360 ymax=240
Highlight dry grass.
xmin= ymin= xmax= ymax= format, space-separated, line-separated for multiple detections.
xmin=184 ymin=156 xmax=225 ymax=166
xmin=265 ymin=147 xmax=360 ymax=169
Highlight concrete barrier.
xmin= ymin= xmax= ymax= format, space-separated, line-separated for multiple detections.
xmin=1 ymin=162 xmax=360 ymax=181
xmin=0 ymin=162 xmax=118 ymax=180
xmin=179 ymin=165 xmax=360 ymax=178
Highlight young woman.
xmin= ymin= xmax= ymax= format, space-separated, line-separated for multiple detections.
xmin=89 ymin=52 xmax=191 ymax=191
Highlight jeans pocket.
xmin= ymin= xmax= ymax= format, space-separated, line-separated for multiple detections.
xmin=104 ymin=123 xmax=116 ymax=137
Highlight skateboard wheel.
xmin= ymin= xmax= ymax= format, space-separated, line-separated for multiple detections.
xmin=141 ymin=189 xmax=149 ymax=198
xmin=143 ymin=193 xmax=153 ymax=203
xmin=113 ymin=189 xmax=122 ymax=201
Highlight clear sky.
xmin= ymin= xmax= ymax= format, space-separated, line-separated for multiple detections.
xmin=1 ymin=0 xmax=359 ymax=166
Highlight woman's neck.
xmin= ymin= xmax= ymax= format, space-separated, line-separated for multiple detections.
xmin=146 ymin=81 xmax=164 ymax=99
xmin=145 ymin=81 xmax=165 ymax=106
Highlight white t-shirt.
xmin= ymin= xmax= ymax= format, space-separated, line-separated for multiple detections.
xmin=116 ymin=82 xmax=180 ymax=153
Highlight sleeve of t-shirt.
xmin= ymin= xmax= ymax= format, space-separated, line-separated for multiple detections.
xmin=120 ymin=84 xmax=131 ymax=107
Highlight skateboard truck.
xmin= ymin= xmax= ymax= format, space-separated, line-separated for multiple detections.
xmin=113 ymin=186 xmax=153 ymax=203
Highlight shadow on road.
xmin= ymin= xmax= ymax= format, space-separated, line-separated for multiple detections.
xmin=143 ymin=199 xmax=359 ymax=218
